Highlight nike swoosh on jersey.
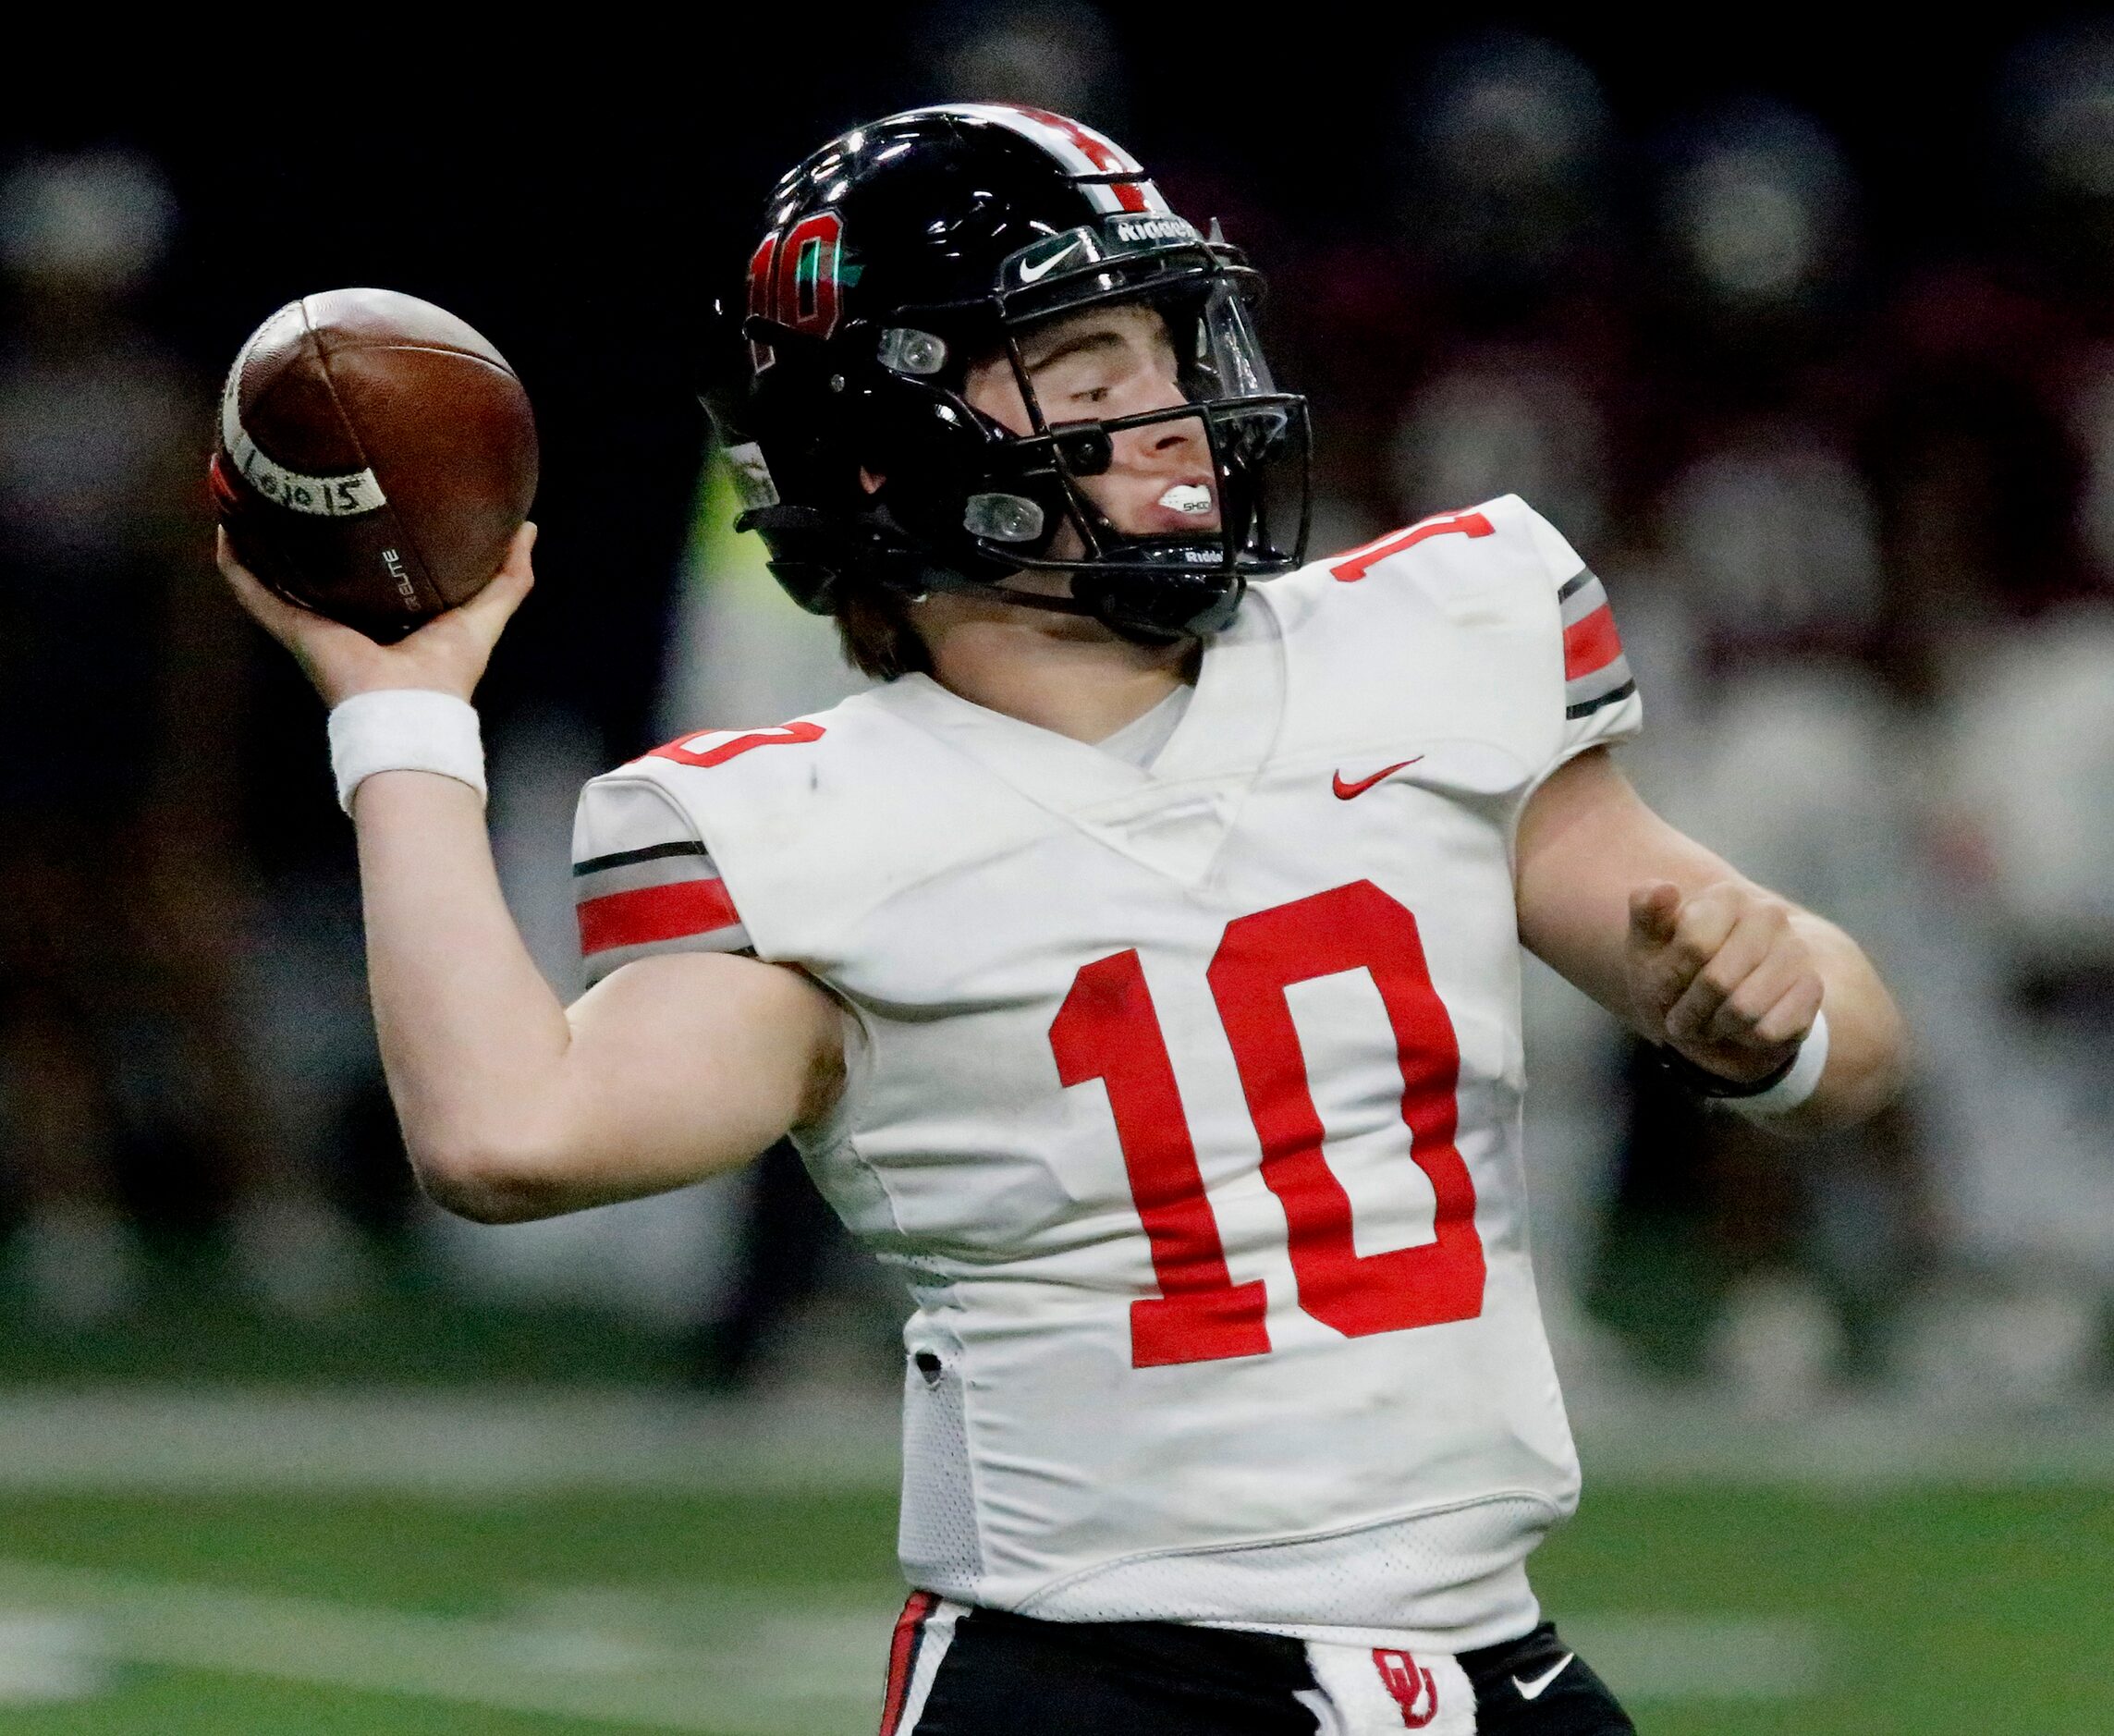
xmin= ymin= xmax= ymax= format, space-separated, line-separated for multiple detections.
xmin=1018 ymin=239 xmax=1083 ymax=283
xmin=1513 ymin=1654 xmax=1575 ymax=1700
xmin=1331 ymin=757 xmax=1424 ymax=800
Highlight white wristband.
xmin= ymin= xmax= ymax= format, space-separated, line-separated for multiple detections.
xmin=1726 ymin=1009 xmax=1830 ymax=1121
xmin=327 ymin=689 xmax=486 ymax=814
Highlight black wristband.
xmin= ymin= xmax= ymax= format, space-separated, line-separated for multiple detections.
xmin=1652 ymin=1041 xmax=1801 ymax=1101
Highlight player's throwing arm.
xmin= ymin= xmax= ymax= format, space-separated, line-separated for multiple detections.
xmin=216 ymin=526 xmax=843 ymax=1222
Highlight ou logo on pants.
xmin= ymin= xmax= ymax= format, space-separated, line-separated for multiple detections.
xmin=1372 ymin=1649 xmax=1438 ymax=1728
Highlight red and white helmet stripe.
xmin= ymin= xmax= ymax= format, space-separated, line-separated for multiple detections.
xmin=910 ymin=103 xmax=1172 ymax=214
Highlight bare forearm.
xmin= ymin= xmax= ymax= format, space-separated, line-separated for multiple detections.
xmin=353 ymin=772 xmax=576 ymax=1200
xmin=1530 ymin=886 xmax=1903 ymax=1125
xmin=1785 ymin=911 xmax=1908 ymax=1129
xmin=1518 ymin=749 xmax=1908 ymax=1131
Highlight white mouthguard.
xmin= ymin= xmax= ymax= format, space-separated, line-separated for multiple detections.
xmin=1159 ymin=483 xmax=1214 ymax=515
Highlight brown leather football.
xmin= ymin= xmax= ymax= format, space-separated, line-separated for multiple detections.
xmin=210 ymin=288 xmax=538 ymax=641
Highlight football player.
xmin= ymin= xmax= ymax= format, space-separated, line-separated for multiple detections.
xmin=219 ymin=105 xmax=1906 ymax=1736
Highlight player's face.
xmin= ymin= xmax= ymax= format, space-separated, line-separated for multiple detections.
xmin=965 ymin=303 xmax=1222 ymax=553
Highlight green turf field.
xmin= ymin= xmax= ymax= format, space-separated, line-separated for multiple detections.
xmin=0 ymin=1278 xmax=2102 ymax=1732
xmin=0 ymin=1472 xmax=2107 ymax=1733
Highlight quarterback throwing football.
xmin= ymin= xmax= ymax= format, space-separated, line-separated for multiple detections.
xmin=222 ymin=106 xmax=1905 ymax=1736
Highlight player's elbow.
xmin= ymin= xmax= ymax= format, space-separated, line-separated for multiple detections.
xmin=409 ymin=1136 xmax=576 ymax=1225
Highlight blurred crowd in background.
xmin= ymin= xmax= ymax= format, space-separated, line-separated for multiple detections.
xmin=2 ymin=7 xmax=2111 ymax=1410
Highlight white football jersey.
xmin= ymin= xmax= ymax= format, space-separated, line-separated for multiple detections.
xmin=570 ymin=494 xmax=1641 ymax=1652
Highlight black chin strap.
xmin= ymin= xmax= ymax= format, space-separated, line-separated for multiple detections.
xmin=899 ymin=563 xmax=1191 ymax=646
xmin=902 ymin=564 xmax=1098 ymax=617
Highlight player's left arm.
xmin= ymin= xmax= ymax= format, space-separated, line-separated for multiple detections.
xmin=1514 ymin=746 xmax=1907 ymax=1129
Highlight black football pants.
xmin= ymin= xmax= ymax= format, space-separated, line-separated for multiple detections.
xmin=881 ymin=1594 xmax=1635 ymax=1734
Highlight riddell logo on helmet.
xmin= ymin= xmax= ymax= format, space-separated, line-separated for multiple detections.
xmin=1110 ymin=215 xmax=1193 ymax=246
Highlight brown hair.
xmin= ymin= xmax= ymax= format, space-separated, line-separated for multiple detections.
xmin=832 ymin=578 xmax=931 ymax=681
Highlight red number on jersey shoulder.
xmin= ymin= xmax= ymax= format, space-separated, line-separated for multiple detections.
xmin=648 ymin=721 xmax=825 ymax=768
xmin=1329 ymin=508 xmax=1495 ymax=583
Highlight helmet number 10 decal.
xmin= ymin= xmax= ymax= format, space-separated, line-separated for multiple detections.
xmin=746 ymin=211 xmax=846 ymax=371
xmin=1051 ymin=880 xmax=1486 ymax=1368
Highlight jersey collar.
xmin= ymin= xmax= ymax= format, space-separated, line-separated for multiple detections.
xmin=880 ymin=594 xmax=1287 ymax=886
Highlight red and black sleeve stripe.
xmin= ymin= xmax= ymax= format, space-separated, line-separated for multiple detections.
xmin=572 ymin=837 xmax=752 ymax=982
xmin=1558 ymin=568 xmax=1635 ymax=720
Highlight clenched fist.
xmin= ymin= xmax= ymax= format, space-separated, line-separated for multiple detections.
xmin=1626 ymin=880 xmax=1823 ymax=1087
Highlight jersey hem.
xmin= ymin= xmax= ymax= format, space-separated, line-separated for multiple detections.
xmin=1000 ymin=1483 xmax=1564 ymax=1620
xmin=1188 ymin=1571 xmax=1543 ymax=1657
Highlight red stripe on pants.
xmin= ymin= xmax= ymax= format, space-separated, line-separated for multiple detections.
xmin=880 ymin=1591 xmax=940 ymax=1735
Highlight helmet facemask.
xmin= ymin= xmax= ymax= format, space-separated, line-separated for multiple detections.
xmin=866 ymin=226 xmax=1312 ymax=642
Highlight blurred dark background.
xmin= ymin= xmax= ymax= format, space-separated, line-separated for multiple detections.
xmin=3 ymin=6 xmax=2111 ymax=1406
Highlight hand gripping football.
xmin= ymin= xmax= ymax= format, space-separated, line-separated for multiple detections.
xmin=210 ymin=287 xmax=538 ymax=641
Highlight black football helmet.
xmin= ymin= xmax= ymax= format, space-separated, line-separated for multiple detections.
xmin=707 ymin=104 xmax=1312 ymax=644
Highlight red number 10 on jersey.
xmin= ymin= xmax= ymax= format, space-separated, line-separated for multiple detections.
xmin=1050 ymin=879 xmax=1486 ymax=1369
